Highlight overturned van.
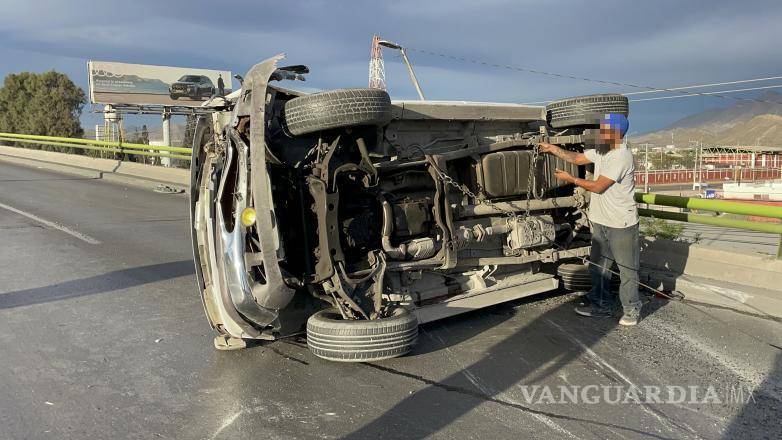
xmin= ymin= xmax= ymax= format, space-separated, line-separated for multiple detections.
xmin=189 ymin=55 xmax=629 ymax=361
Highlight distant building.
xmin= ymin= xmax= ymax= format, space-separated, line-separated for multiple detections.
xmin=635 ymin=145 xmax=782 ymax=186
xmin=723 ymin=181 xmax=782 ymax=201
xmin=701 ymin=146 xmax=782 ymax=169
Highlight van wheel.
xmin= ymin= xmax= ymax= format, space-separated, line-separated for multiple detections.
xmin=283 ymin=88 xmax=392 ymax=136
xmin=306 ymin=307 xmax=418 ymax=362
xmin=545 ymin=94 xmax=628 ymax=128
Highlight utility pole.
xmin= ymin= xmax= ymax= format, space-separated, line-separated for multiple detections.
xmin=399 ymin=48 xmax=425 ymax=100
xmin=692 ymin=146 xmax=698 ymax=190
xmin=698 ymin=140 xmax=703 ymax=189
xmin=690 ymin=140 xmax=699 ymax=190
xmin=640 ymin=143 xmax=651 ymax=193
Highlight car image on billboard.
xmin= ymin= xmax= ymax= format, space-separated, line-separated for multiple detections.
xmin=88 ymin=61 xmax=231 ymax=107
xmin=170 ymin=75 xmax=218 ymax=101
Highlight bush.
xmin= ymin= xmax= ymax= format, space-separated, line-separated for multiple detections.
xmin=640 ymin=217 xmax=685 ymax=241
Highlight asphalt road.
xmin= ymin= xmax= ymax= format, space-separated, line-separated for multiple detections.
xmin=677 ymin=223 xmax=780 ymax=255
xmin=1 ymin=161 xmax=781 ymax=440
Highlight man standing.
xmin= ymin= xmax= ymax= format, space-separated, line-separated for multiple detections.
xmin=217 ymin=74 xmax=225 ymax=97
xmin=538 ymin=113 xmax=642 ymax=326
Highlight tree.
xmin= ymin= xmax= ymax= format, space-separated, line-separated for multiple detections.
xmin=126 ymin=124 xmax=153 ymax=164
xmin=182 ymin=114 xmax=199 ymax=149
xmin=0 ymin=71 xmax=85 ymax=152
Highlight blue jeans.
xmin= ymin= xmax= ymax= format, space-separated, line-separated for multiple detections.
xmin=587 ymin=222 xmax=642 ymax=314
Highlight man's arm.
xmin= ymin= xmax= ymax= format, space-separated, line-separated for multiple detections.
xmin=554 ymin=170 xmax=615 ymax=194
xmin=538 ymin=142 xmax=592 ymax=165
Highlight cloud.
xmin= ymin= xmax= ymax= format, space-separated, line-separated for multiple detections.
xmin=0 ymin=0 xmax=780 ymax=133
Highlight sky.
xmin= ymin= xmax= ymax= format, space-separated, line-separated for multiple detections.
xmin=1 ymin=0 xmax=781 ymax=136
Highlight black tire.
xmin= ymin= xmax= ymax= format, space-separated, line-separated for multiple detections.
xmin=545 ymin=94 xmax=628 ymax=129
xmin=283 ymin=88 xmax=392 ymax=136
xmin=306 ymin=307 xmax=418 ymax=362
xmin=170 ymin=95 xmax=179 ymax=100
xmin=558 ymin=263 xmax=620 ymax=292
xmin=557 ymin=262 xmax=591 ymax=277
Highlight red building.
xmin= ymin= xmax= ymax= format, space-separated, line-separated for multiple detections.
xmin=636 ymin=145 xmax=782 ymax=186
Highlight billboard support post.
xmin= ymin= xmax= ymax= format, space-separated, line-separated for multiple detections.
xmin=162 ymin=110 xmax=171 ymax=148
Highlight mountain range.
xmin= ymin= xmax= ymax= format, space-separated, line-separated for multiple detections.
xmin=633 ymin=91 xmax=782 ymax=147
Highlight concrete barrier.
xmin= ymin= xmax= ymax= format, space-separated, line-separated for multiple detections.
xmin=640 ymin=237 xmax=782 ymax=318
xmin=641 ymin=238 xmax=782 ymax=292
xmin=0 ymin=145 xmax=189 ymax=188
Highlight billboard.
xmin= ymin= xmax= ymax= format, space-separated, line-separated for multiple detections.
xmin=88 ymin=61 xmax=232 ymax=107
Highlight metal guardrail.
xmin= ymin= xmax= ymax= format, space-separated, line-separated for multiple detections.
xmin=0 ymin=132 xmax=192 ymax=160
xmin=635 ymin=192 xmax=782 ymax=257
xmin=637 ymin=208 xmax=782 ymax=235
xmin=635 ymin=193 xmax=782 ymax=219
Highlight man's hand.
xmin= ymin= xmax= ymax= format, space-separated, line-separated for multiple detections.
xmin=554 ymin=168 xmax=575 ymax=183
xmin=537 ymin=142 xmax=592 ymax=165
xmin=564 ymin=173 xmax=616 ymax=194
xmin=538 ymin=142 xmax=558 ymax=154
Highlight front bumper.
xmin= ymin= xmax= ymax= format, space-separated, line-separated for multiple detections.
xmin=191 ymin=55 xmax=297 ymax=340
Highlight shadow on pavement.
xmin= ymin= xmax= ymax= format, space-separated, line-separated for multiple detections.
xmin=409 ymin=294 xmax=548 ymax=356
xmin=0 ymin=260 xmax=194 ymax=309
xmin=639 ymin=237 xmax=691 ymax=292
xmin=344 ymin=296 xmax=673 ymax=439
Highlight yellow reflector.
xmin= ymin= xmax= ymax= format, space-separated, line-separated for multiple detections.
xmin=240 ymin=207 xmax=257 ymax=227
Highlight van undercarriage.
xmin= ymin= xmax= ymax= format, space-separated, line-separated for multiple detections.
xmin=189 ymin=55 xmax=629 ymax=361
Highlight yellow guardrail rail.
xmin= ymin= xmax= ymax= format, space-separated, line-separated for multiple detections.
xmin=0 ymin=132 xmax=192 ymax=160
xmin=636 ymin=192 xmax=782 ymax=258
xmin=635 ymin=193 xmax=782 ymax=220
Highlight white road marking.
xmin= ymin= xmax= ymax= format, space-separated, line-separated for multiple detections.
xmin=545 ymin=319 xmax=638 ymax=387
xmin=0 ymin=201 xmax=100 ymax=244
xmin=677 ymin=278 xmax=750 ymax=303
xmin=211 ymin=409 xmax=242 ymax=440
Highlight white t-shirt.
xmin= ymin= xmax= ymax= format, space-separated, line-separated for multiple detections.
xmin=583 ymin=147 xmax=639 ymax=228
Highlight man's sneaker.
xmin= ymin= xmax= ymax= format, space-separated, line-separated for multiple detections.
xmin=575 ymin=296 xmax=590 ymax=308
xmin=619 ymin=309 xmax=641 ymax=326
xmin=574 ymin=305 xmax=613 ymax=317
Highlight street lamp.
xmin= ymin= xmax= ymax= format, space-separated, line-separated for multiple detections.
xmin=378 ymin=39 xmax=426 ymax=100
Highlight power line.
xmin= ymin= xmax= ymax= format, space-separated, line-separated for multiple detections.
xmin=623 ymin=76 xmax=782 ymax=96
xmin=631 ymin=84 xmax=782 ymax=102
xmin=523 ymin=76 xmax=782 ymax=103
xmin=404 ymin=46 xmax=782 ymax=105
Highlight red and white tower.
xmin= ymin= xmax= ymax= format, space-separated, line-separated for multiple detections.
xmin=368 ymin=35 xmax=386 ymax=90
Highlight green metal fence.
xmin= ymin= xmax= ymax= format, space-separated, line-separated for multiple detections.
xmin=635 ymin=192 xmax=782 ymax=257
xmin=0 ymin=132 xmax=192 ymax=160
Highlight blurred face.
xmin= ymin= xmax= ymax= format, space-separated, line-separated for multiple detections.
xmin=597 ymin=123 xmax=622 ymax=154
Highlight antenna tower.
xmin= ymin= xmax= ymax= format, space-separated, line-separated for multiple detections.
xmin=368 ymin=35 xmax=386 ymax=90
